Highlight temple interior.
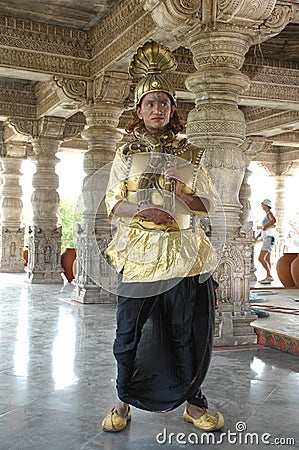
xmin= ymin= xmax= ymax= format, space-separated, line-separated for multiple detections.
xmin=0 ymin=1 xmax=298 ymax=449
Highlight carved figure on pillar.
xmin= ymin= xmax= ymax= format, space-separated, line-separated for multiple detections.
xmin=0 ymin=229 xmax=24 ymax=272
xmin=26 ymin=226 xmax=63 ymax=283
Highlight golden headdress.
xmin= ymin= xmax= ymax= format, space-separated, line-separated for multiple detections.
xmin=129 ymin=41 xmax=177 ymax=107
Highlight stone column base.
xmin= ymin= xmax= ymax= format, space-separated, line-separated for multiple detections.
xmin=72 ymin=283 xmax=116 ymax=304
xmin=214 ymin=306 xmax=257 ymax=346
xmin=25 ymin=269 xmax=63 ymax=284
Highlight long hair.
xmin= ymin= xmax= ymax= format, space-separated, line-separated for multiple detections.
xmin=125 ymin=107 xmax=184 ymax=135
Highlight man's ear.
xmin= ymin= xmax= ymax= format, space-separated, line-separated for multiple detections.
xmin=136 ymin=106 xmax=142 ymax=120
xmin=170 ymin=105 xmax=176 ymax=117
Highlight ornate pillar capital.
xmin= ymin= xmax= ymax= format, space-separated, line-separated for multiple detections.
xmin=7 ymin=116 xmax=66 ymax=144
xmin=262 ymin=160 xmax=294 ymax=178
xmin=145 ymin=0 xmax=295 ymax=44
xmin=1 ymin=141 xmax=29 ymax=159
xmin=34 ymin=116 xmax=66 ymax=140
xmin=53 ymin=71 xmax=131 ymax=109
xmin=52 ymin=77 xmax=88 ymax=103
xmin=143 ymin=0 xmax=199 ymax=40
xmin=241 ymin=137 xmax=272 ymax=166
xmin=92 ymin=72 xmax=131 ymax=106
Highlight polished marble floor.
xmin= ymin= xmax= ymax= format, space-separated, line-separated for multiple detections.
xmin=0 ymin=273 xmax=298 ymax=450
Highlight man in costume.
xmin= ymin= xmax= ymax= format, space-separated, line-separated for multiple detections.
xmin=102 ymin=41 xmax=224 ymax=432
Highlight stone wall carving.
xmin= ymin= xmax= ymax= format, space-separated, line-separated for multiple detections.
xmin=174 ymin=46 xmax=197 ymax=73
xmin=245 ymin=109 xmax=299 ymax=135
xmin=144 ymin=0 xmax=199 ymax=36
xmin=258 ymin=3 xmax=295 ymax=37
xmin=0 ymin=81 xmax=36 ymax=120
xmin=0 ymin=16 xmax=90 ymax=77
xmin=244 ymin=83 xmax=299 ymax=109
xmin=243 ymin=58 xmax=299 ymax=85
xmin=90 ymin=0 xmax=156 ymax=75
xmin=0 ymin=16 xmax=89 ymax=57
xmin=0 ymin=227 xmax=25 ymax=272
xmin=91 ymin=0 xmax=144 ymax=52
xmin=272 ymin=132 xmax=299 ymax=148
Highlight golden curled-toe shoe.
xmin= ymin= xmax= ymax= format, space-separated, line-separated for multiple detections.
xmin=183 ymin=408 xmax=224 ymax=431
xmin=102 ymin=407 xmax=131 ymax=432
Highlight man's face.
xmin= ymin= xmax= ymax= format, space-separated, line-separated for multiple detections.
xmin=136 ymin=92 xmax=175 ymax=136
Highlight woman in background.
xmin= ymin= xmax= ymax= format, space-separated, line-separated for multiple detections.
xmin=255 ymin=199 xmax=276 ymax=284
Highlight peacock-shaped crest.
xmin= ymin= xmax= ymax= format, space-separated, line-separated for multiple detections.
xmin=129 ymin=41 xmax=178 ymax=106
xmin=129 ymin=41 xmax=177 ymax=78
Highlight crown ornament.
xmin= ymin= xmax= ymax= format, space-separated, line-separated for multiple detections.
xmin=129 ymin=41 xmax=177 ymax=106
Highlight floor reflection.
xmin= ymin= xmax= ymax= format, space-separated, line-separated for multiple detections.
xmin=13 ymin=287 xmax=29 ymax=377
xmin=52 ymin=305 xmax=78 ymax=390
xmin=1 ymin=274 xmax=298 ymax=450
xmin=250 ymin=356 xmax=266 ymax=378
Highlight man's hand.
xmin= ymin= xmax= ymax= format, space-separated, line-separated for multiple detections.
xmin=164 ymin=161 xmax=208 ymax=213
xmin=138 ymin=206 xmax=174 ymax=225
xmin=164 ymin=161 xmax=183 ymax=197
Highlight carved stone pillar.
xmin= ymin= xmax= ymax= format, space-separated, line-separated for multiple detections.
xmin=239 ymin=168 xmax=252 ymax=227
xmin=26 ymin=117 xmax=65 ymax=284
xmin=71 ymin=72 xmax=131 ymax=303
xmin=262 ymin=159 xmax=294 ymax=257
xmin=0 ymin=143 xmax=27 ymax=272
xmin=186 ymin=25 xmax=252 ymax=229
xmin=275 ymin=176 xmax=289 ymax=256
xmin=185 ymin=25 xmax=258 ymax=345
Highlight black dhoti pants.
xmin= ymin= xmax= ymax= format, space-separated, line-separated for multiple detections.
xmin=113 ymin=274 xmax=216 ymax=412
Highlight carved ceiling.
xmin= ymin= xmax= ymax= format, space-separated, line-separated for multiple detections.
xmin=0 ymin=0 xmax=298 ymax=162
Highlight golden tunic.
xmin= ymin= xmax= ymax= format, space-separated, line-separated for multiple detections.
xmin=105 ymin=129 xmax=218 ymax=283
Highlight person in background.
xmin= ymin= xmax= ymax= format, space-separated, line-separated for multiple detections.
xmin=102 ymin=41 xmax=224 ymax=433
xmin=255 ymin=199 xmax=276 ymax=284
